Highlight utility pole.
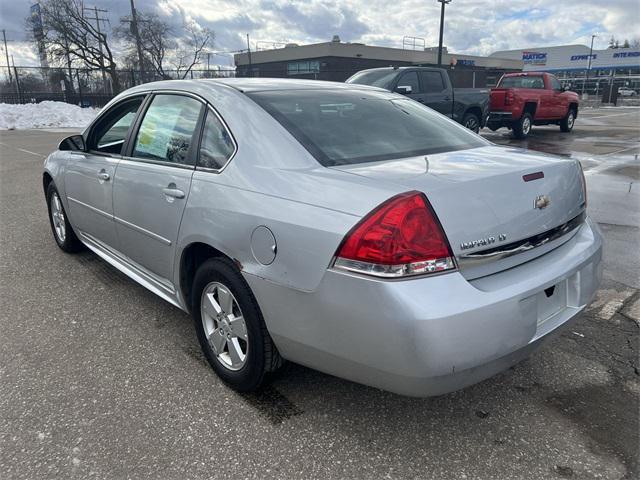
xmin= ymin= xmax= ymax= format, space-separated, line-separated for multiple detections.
xmin=129 ymin=0 xmax=146 ymax=83
xmin=2 ymin=29 xmax=12 ymax=83
xmin=436 ymin=0 xmax=451 ymax=66
xmin=246 ymin=33 xmax=252 ymax=76
xmin=83 ymin=5 xmax=110 ymax=92
xmin=584 ymin=34 xmax=597 ymax=97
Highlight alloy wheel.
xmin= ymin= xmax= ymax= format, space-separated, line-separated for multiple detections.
xmin=50 ymin=192 xmax=66 ymax=243
xmin=465 ymin=117 xmax=479 ymax=132
xmin=201 ymin=282 xmax=248 ymax=371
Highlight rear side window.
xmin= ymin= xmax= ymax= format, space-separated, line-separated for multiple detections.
xmin=248 ymin=89 xmax=487 ymax=167
xmin=89 ymin=97 xmax=144 ymax=155
xmin=499 ymin=76 xmax=545 ymax=89
xmin=397 ymin=71 xmax=421 ymax=93
xmin=198 ymin=109 xmax=236 ymax=170
xmin=132 ymin=94 xmax=203 ymax=165
xmin=420 ymin=71 xmax=445 ymax=91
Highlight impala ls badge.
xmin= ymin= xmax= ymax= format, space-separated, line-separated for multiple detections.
xmin=460 ymin=233 xmax=507 ymax=251
xmin=535 ymin=195 xmax=550 ymax=210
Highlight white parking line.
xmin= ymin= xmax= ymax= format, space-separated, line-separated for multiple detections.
xmin=0 ymin=141 xmax=43 ymax=157
xmin=583 ymin=111 xmax=640 ymax=119
xmin=604 ymin=146 xmax=640 ymax=157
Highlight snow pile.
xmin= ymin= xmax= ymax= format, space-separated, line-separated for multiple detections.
xmin=0 ymin=101 xmax=99 ymax=130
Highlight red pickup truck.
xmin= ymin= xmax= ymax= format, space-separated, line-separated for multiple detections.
xmin=487 ymin=72 xmax=579 ymax=139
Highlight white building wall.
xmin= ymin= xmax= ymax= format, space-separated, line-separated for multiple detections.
xmin=490 ymin=45 xmax=640 ymax=73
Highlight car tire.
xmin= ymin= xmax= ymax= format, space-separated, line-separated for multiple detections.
xmin=46 ymin=182 xmax=84 ymax=253
xmin=560 ymin=108 xmax=576 ymax=133
xmin=192 ymin=257 xmax=282 ymax=392
xmin=512 ymin=113 xmax=532 ymax=139
xmin=462 ymin=112 xmax=480 ymax=133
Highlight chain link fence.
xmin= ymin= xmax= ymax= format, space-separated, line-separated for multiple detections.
xmin=0 ymin=66 xmax=236 ymax=107
xmin=2 ymin=65 xmax=639 ymax=108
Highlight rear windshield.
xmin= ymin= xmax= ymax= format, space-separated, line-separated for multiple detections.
xmin=346 ymin=69 xmax=397 ymax=89
xmin=498 ymin=76 xmax=545 ymax=89
xmin=248 ymin=90 xmax=487 ymax=167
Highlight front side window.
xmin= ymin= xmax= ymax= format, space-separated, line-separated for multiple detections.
xmin=132 ymin=94 xmax=202 ymax=165
xmin=249 ymin=89 xmax=487 ymax=167
xmin=347 ymin=69 xmax=399 ymax=89
xmin=549 ymin=76 xmax=562 ymax=91
xmin=397 ymin=71 xmax=421 ymax=93
xmin=89 ymin=97 xmax=144 ymax=154
xmin=198 ymin=110 xmax=235 ymax=170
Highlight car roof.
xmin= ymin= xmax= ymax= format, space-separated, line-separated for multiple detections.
xmin=130 ymin=78 xmax=386 ymax=94
xmin=503 ymin=72 xmax=546 ymax=77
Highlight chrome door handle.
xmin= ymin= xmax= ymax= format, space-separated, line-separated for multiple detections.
xmin=97 ymin=171 xmax=110 ymax=181
xmin=162 ymin=187 xmax=185 ymax=199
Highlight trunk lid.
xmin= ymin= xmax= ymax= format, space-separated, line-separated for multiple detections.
xmin=333 ymin=146 xmax=586 ymax=279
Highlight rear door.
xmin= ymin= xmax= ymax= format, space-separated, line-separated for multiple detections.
xmin=64 ymin=96 xmax=145 ymax=249
xmin=419 ymin=70 xmax=452 ymax=116
xmin=112 ymin=93 xmax=204 ymax=283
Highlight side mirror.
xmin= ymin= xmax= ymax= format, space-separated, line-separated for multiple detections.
xmin=394 ymin=85 xmax=412 ymax=95
xmin=59 ymin=134 xmax=86 ymax=152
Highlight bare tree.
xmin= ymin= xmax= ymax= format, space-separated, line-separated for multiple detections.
xmin=117 ymin=13 xmax=174 ymax=80
xmin=27 ymin=0 xmax=120 ymax=92
xmin=172 ymin=21 xmax=213 ymax=79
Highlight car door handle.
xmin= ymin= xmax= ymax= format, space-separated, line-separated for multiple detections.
xmin=162 ymin=187 xmax=185 ymax=199
xmin=97 ymin=171 xmax=110 ymax=181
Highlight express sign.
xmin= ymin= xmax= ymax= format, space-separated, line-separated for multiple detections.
xmin=522 ymin=52 xmax=547 ymax=65
xmin=570 ymin=54 xmax=597 ymax=61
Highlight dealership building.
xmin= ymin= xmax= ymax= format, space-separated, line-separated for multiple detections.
xmin=489 ymin=44 xmax=640 ymax=87
xmin=234 ymin=38 xmax=523 ymax=87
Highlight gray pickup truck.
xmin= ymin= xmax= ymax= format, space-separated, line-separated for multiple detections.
xmin=346 ymin=67 xmax=490 ymax=132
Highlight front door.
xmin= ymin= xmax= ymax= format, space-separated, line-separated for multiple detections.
xmin=64 ymin=96 xmax=145 ymax=249
xmin=112 ymin=93 xmax=204 ymax=283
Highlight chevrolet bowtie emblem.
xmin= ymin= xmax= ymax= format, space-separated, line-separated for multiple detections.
xmin=534 ymin=195 xmax=550 ymax=210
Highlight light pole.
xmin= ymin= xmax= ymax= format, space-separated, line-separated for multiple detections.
xmin=437 ymin=0 xmax=451 ymax=66
xmin=584 ymin=34 xmax=597 ymax=96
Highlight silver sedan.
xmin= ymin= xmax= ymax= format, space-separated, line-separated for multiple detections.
xmin=43 ymin=79 xmax=602 ymax=396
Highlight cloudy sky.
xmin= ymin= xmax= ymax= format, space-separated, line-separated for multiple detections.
xmin=1 ymin=0 xmax=639 ymax=67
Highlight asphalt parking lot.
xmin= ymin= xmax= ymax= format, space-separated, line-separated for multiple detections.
xmin=1 ymin=107 xmax=638 ymax=480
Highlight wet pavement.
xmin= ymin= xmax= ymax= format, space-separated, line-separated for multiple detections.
xmin=1 ymin=107 xmax=639 ymax=479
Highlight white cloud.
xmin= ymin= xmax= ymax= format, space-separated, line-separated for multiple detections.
xmin=1 ymin=0 xmax=639 ymax=68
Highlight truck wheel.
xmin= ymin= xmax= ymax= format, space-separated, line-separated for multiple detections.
xmin=560 ymin=109 xmax=576 ymax=132
xmin=462 ymin=112 xmax=480 ymax=133
xmin=512 ymin=113 xmax=532 ymax=139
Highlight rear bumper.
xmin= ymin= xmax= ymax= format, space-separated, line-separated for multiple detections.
xmin=246 ymin=217 xmax=603 ymax=397
xmin=487 ymin=111 xmax=515 ymax=129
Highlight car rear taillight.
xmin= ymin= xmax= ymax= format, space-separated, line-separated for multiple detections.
xmin=505 ymin=89 xmax=515 ymax=106
xmin=333 ymin=191 xmax=456 ymax=278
